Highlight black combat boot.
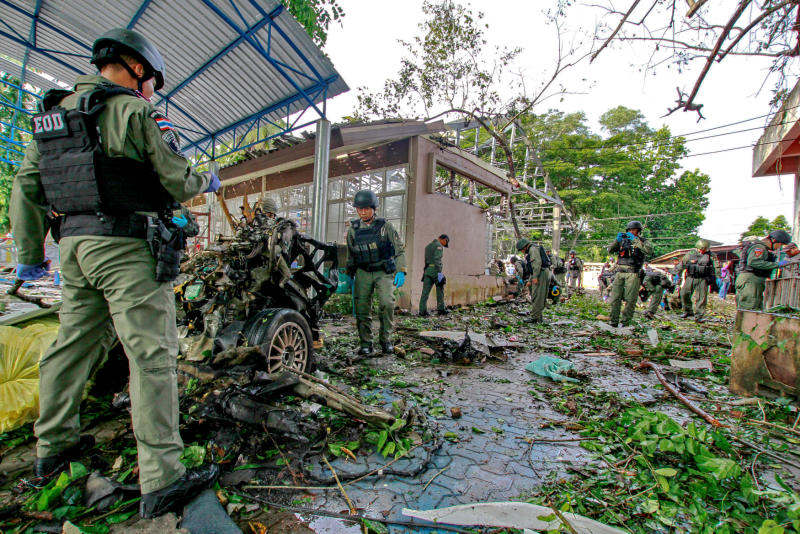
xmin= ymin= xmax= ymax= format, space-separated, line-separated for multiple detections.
xmin=436 ymin=309 xmax=449 ymax=316
xmin=643 ymin=311 xmax=655 ymax=319
xmin=140 ymin=464 xmax=220 ymax=519
xmin=680 ymin=312 xmax=693 ymax=319
xmin=357 ymin=344 xmax=374 ymax=356
xmin=418 ymin=311 xmax=429 ymax=317
xmin=381 ymin=341 xmax=394 ymax=354
xmin=29 ymin=435 xmax=95 ymax=488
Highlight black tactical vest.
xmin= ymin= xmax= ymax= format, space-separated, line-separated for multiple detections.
xmin=686 ymin=251 xmax=714 ymax=278
xmin=617 ymin=237 xmax=645 ymax=270
xmin=33 ymin=84 xmax=175 ymax=222
xmin=350 ymin=218 xmax=394 ymax=268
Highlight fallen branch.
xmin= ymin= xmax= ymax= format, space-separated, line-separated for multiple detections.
xmin=730 ymin=435 xmax=800 ymax=470
xmin=638 ymin=360 xmax=724 ymax=427
xmin=549 ymin=501 xmax=579 ymax=534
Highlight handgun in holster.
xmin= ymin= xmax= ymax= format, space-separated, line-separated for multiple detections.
xmin=145 ymin=217 xmax=183 ymax=282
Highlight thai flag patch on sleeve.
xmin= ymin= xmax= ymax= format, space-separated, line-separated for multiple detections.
xmin=150 ymin=110 xmax=174 ymax=131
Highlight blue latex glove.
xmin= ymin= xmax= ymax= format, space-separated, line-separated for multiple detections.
xmin=171 ymin=214 xmax=188 ymax=228
xmin=437 ymin=272 xmax=444 ymax=283
xmin=16 ymin=259 xmax=50 ymax=281
xmin=625 ymin=232 xmax=636 ymax=240
xmin=204 ymin=171 xmax=221 ymax=193
xmin=616 ymin=232 xmax=624 ymax=242
xmin=778 ymin=260 xmax=789 ymax=267
xmin=394 ymin=271 xmax=405 ymax=288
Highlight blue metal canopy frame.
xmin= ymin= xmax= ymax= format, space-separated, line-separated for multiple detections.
xmin=0 ymin=0 xmax=348 ymax=167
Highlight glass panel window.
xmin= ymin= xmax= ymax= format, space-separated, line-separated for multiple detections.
xmin=387 ymin=167 xmax=406 ymax=191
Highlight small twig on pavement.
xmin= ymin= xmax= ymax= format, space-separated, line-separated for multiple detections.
xmin=751 ymin=451 xmax=764 ymax=492
xmin=422 ymin=466 xmax=449 ymax=493
xmin=757 ymin=400 xmax=767 ymax=422
xmin=324 ymin=455 xmax=356 ymax=516
xmin=744 ymin=419 xmax=800 ymax=438
xmin=262 ymin=423 xmax=302 ymax=485
xmin=731 ymin=435 xmax=800 ymax=470
xmin=243 ymin=484 xmax=337 ymax=491
xmin=548 ymin=500 xmax=579 ymax=534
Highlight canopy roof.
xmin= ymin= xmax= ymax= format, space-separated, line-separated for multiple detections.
xmin=0 ymin=0 xmax=348 ymax=165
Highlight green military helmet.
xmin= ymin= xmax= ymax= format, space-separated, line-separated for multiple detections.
xmin=695 ymin=239 xmax=710 ymax=251
xmin=353 ymin=190 xmax=378 ymax=209
xmin=261 ymin=197 xmax=279 ymax=215
xmin=626 ymin=220 xmax=643 ymax=231
xmin=516 ymin=238 xmax=531 ymax=251
xmin=91 ymin=28 xmax=166 ymax=91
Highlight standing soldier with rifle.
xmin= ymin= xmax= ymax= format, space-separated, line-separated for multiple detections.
xmin=607 ymin=221 xmax=653 ymax=327
xmin=516 ymin=238 xmax=551 ymax=324
xmin=674 ymin=239 xmax=716 ymax=322
xmin=9 ymin=28 xmax=220 ymax=518
xmin=346 ymin=190 xmax=406 ymax=355
xmin=735 ymin=230 xmax=792 ymax=310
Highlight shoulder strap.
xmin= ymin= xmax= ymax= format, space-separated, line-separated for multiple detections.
xmin=351 ymin=219 xmax=361 ymax=230
xmin=40 ymin=89 xmax=74 ymax=112
xmin=77 ymin=83 xmax=137 ymax=116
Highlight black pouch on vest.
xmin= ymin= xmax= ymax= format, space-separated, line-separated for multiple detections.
xmin=383 ymin=257 xmax=396 ymax=274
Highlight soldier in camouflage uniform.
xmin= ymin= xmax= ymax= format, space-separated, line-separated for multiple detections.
xmin=566 ymin=250 xmax=584 ymax=291
xmin=735 ymin=230 xmax=792 ymax=310
xmin=517 ymin=238 xmax=550 ymax=324
xmin=346 ymin=190 xmax=406 ymax=355
xmin=10 ymin=29 xmax=218 ymax=518
xmin=550 ymin=250 xmax=566 ymax=289
xmin=641 ymin=270 xmax=675 ymax=319
xmin=419 ymin=234 xmax=449 ymax=316
xmin=673 ymin=239 xmax=717 ymax=322
xmin=607 ymin=221 xmax=654 ymax=327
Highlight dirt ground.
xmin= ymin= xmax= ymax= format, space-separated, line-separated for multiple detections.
xmin=2 ymin=287 xmax=799 ymax=533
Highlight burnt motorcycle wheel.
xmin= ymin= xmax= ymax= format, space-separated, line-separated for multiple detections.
xmin=244 ymin=308 xmax=314 ymax=374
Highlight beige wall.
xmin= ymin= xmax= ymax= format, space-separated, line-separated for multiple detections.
xmin=400 ymin=137 xmax=506 ymax=310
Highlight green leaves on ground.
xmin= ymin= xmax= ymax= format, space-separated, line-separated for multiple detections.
xmin=535 ymin=406 xmax=800 ymax=533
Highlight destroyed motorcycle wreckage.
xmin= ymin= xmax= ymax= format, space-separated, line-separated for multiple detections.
xmin=168 ymin=214 xmax=435 ymax=460
xmin=175 ymin=213 xmax=338 ymax=374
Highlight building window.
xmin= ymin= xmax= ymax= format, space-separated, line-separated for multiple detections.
xmin=256 ymin=164 xmax=409 ymax=245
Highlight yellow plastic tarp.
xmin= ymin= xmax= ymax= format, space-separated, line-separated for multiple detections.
xmin=0 ymin=322 xmax=59 ymax=433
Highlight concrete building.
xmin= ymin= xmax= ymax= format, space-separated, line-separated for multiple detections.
xmin=187 ymin=121 xmax=515 ymax=310
xmin=752 ymin=81 xmax=800 ymax=244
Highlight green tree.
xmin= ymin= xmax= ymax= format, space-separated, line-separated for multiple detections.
xmin=516 ymin=107 xmax=710 ymax=258
xmin=740 ymin=214 xmax=792 ymax=240
xmin=280 ymin=0 xmax=344 ymax=47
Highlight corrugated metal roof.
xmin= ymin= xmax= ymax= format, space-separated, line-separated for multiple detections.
xmin=0 ymin=0 xmax=348 ymax=163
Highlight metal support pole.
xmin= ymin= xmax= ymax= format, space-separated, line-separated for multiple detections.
xmin=552 ymin=204 xmax=561 ymax=256
xmin=310 ymin=118 xmax=331 ymax=242
xmin=490 ymin=136 xmax=496 ymax=165
xmin=794 ymin=173 xmax=800 ymax=244
xmin=473 ymin=127 xmax=479 ymax=154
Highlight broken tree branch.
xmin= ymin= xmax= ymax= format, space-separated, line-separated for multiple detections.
xmin=592 ymin=0 xmax=643 ymax=62
xmin=682 ymin=0 xmax=753 ymax=112
xmin=638 ymin=360 xmax=724 ymax=427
